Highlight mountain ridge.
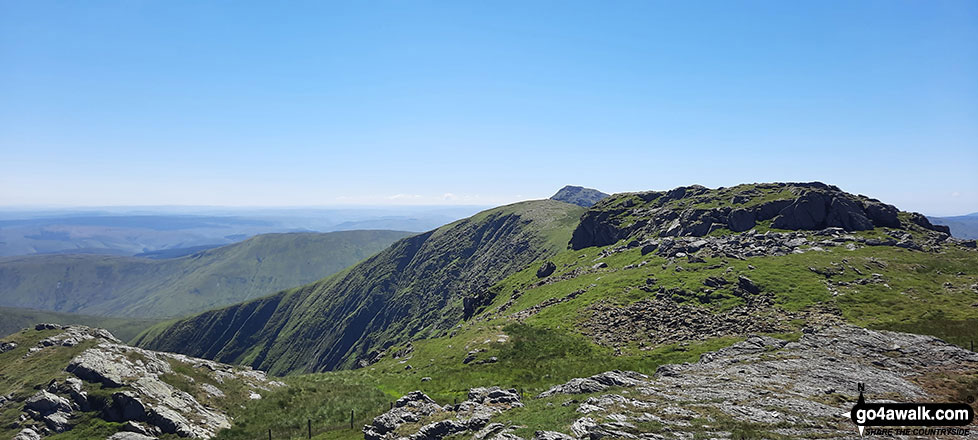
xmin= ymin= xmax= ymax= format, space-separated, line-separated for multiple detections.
xmin=135 ymin=199 xmax=587 ymax=374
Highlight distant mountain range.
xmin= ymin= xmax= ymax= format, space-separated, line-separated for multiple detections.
xmin=0 ymin=230 xmax=410 ymax=319
xmin=929 ymin=212 xmax=978 ymax=239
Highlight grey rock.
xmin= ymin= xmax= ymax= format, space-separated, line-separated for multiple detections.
xmin=107 ymin=432 xmax=158 ymax=440
xmin=12 ymin=428 xmax=41 ymax=440
xmin=0 ymin=341 xmax=17 ymax=353
xmin=363 ymin=391 xmax=443 ymax=440
xmin=24 ymin=390 xmax=72 ymax=414
xmin=536 ymin=262 xmax=557 ymax=278
xmin=43 ymin=410 xmax=72 ymax=432
xmin=538 ymin=371 xmax=648 ymax=397
xmin=122 ymin=421 xmax=151 ymax=435
xmin=57 ymin=327 xmax=277 ymax=439
xmin=727 ymin=208 xmax=755 ymax=232
xmin=737 ymin=275 xmax=760 ymax=295
xmin=532 ymin=431 xmax=574 ymax=440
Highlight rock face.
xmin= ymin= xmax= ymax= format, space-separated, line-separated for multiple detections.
xmin=364 ymin=387 xmax=523 ymax=440
xmin=549 ymin=185 xmax=610 ymax=208
xmin=492 ymin=326 xmax=978 ymax=439
xmin=570 ymin=182 xmax=949 ymax=249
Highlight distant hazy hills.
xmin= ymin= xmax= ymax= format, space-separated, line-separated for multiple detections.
xmin=0 ymin=206 xmax=484 ymax=257
xmin=929 ymin=213 xmax=978 ymax=239
xmin=0 ymin=230 xmax=411 ymax=319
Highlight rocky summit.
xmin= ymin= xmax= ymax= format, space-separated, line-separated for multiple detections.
xmin=550 ymin=186 xmax=610 ymax=208
xmin=0 ymin=324 xmax=283 ymax=440
xmin=570 ymin=182 xmax=949 ymax=249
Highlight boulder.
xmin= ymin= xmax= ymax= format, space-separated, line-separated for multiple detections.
xmin=411 ymin=419 xmax=476 ymax=440
xmin=640 ymin=242 xmax=658 ymax=256
xmin=536 ymin=262 xmax=557 ymax=278
xmin=12 ymin=428 xmax=41 ymax=440
xmin=0 ymin=341 xmax=17 ymax=353
xmin=727 ymin=208 xmax=755 ymax=232
xmin=24 ymin=390 xmax=72 ymax=414
xmin=533 ymin=431 xmax=575 ymax=440
xmin=103 ymin=391 xmax=148 ymax=422
xmin=538 ymin=371 xmax=647 ymax=397
xmin=43 ymin=410 xmax=72 ymax=432
xmin=737 ymin=276 xmax=761 ymax=295
xmin=107 ymin=432 xmax=158 ymax=440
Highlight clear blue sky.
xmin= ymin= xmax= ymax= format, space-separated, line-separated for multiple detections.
xmin=1 ymin=1 xmax=976 ymax=215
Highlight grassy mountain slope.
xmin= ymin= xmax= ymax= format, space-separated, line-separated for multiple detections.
xmin=0 ymin=306 xmax=161 ymax=342
xmin=134 ymin=200 xmax=587 ymax=375
xmin=210 ymin=184 xmax=978 ymax=440
xmin=0 ymin=230 xmax=411 ymax=318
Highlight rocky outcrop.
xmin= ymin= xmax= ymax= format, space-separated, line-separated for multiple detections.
xmin=585 ymin=225 xmax=956 ymax=264
xmin=6 ymin=325 xmax=283 ymax=439
xmin=363 ymin=391 xmax=444 ymax=440
xmin=0 ymin=341 xmax=17 ymax=353
xmin=570 ymin=182 xmax=949 ymax=249
xmin=537 ymin=371 xmax=648 ymax=397
xmin=550 ymin=186 xmax=610 ymax=208
xmin=536 ymin=262 xmax=557 ymax=278
xmin=364 ymin=387 xmax=523 ymax=440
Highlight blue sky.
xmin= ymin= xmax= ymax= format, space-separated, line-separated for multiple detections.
xmin=1 ymin=1 xmax=976 ymax=215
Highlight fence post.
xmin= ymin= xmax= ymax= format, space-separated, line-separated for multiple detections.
xmin=268 ymin=428 xmax=271 ymax=440
xmin=308 ymin=419 xmax=311 ymax=439
xmin=351 ymin=409 xmax=354 ymax=429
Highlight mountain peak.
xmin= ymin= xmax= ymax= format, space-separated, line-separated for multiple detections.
xmin=549 ymin=185 xmax=610 ymax=208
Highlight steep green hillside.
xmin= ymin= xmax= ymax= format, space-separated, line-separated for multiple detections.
xmin=135 ymin=200 xmax=587 ymax=374
xmin=0 ymin=230 xmax=411 ymax=319
xmin=0 ymin=306 xmax=160 ymax=342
